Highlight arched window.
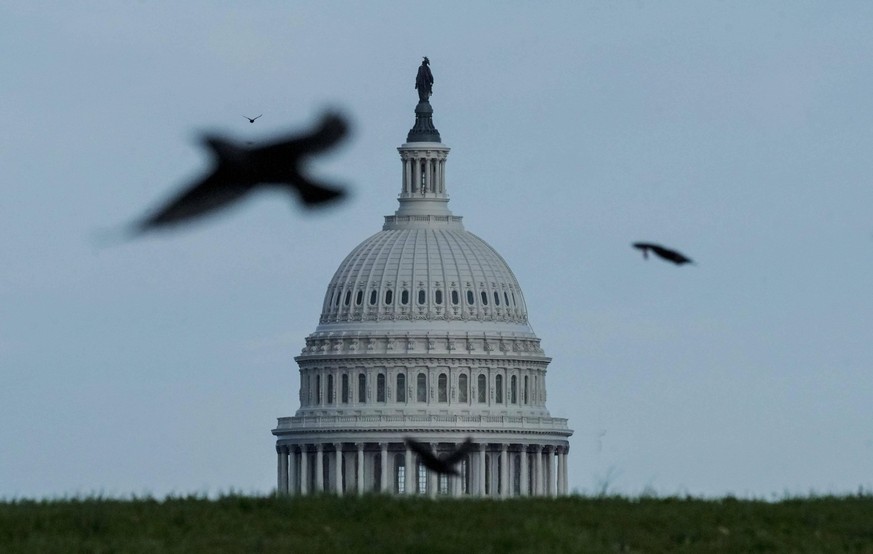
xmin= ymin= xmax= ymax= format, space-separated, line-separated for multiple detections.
xmin=523 ymin=375 xmax=529 ymax=405
xmin=416 ymin=373 xmax=427 ymax=402
xmin=494 ymin=291 xmax=500 ymax=305
xmin=395 ymin=453 xmax=406 ymax=494
xmin=451 ymin=290 xmax=459 ymax=305
xmin=495 ymin=374 xmax=503 ymax=403
xmin=438 ymin=373 xmax=448 ymax=403
xmin=467 ymin=290 xmax=475 ymax=305
xmin=316 ymin=374 xmax=322 ymax=405
xmin=396 ymin=373 xmax=406 ymax=402
xmin=481 ymin=290 xmax=489 ymax=306
xmin=377 ymin=373 xmax=386 ymax=402
xmin=510 ymin=375 xmax=517 ymax=404
xmin=327 ymin=374 xmax=334 ymax=404
xmin=369 ymin=290 xmax=378 ymax=306
xmin=385 ymin=290 xmax=393 ymax=305
xmin=435 ymin=289 xmax=443 ymax=305
xmin=342 ymin=374 xmax=349 ymax=403
xmin=355 ymin=290 xmax=363 ymax=306
xmin=504 ymin=291 xmax=510 ymax=306
xmin=458 ymin=374 xmax=468 ymax=403
xmin=358 ymin=373 xmax=366 ymax=403
xmin=333 ymin=291 xmax=340 ymax=307
xmin=477 ymin=374 xmax=487 ymax=403
xmin=417 ymin=289 xmax=426 ymax=305
xmin=344 ymin=290 xmax=351 ymax=306
xmin=401 ymin=289 xmax=409 ymax=305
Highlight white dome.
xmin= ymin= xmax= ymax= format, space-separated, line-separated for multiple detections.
xmin=317 ymin=224 xmax=530 ymax=330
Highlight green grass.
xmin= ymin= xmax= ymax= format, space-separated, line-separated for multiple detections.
xmin=2 ymin=494 xmax=872 ymax=553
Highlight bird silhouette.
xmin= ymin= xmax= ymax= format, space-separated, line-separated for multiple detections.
xmin=404 ymin=437 xmax=475 ymax=476
xmin=132 ymin=111 xmax=349 ymax=234
xmin=243 ymin=114 xmax=262 ymax=123
xmin=633 ymin=242 xmax=694 ymax=265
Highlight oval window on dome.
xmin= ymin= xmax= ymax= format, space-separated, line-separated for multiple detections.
xmin=511 ymin=292 xmax=517 ymax=305
xmin=467 ymin=290 xmax=475 ymax=305
xmin=435 ymin=289 xmax=443 ymax=305
xmin=401 ymin=289 xmax=409 ymax=305
xmin=369 ymin=290 xmax=378 ymax=306
xmin=480 ymin=291 xmax=489 ymax=306
xmin=344 ymin=290 xmax=351 ymax=306
xmin=494 ymin=291 xmax=500 ymax=306
xmin=385 ymin=290 xmax=393 ymax=305
xmin=504 ymin=291 xmax=510 ymax=306
xmin=418 ymin=289 xmax=426 ymax=305
xmin=451 ymin=290 xmax=459 ymax=305
xmin=355 ymin=290 xmax=363 ymax=306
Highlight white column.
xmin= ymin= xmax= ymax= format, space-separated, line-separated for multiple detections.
xmin=478 ymin=444 xmax=487 ymax=496
xmin=427 ymin=443 xmax=437 ymax=498
xmin=532 ymin=445 xmax=540 ymax=496
xmin=288 ymin=446 xmax=297 ymax=495
xmin=499 ymin=443 xmax=509 ymax=498
xmin=413 ymin=158 xmax=421 ymax=192
xmin=315 ymin=444 xmax=324 ymax=493
xmin=380 ymin=443 xmax=389 ymax=493
xmin=561 ymin=447 xmax=569 ymax=496
xmin=334 ymin=443 xmax=343 ymax=496
xmin=356 ymin=443 xmax=365 ymax=495
xmin=405 ymin=443 xmax=415 ymax=494
xmin=547 ymin=446 xmax=556 ymax=497
xmin=520 ymin=447 xmax=529 ymax=497
xmin=425 ymin=158 xmax=432 ymax=193
xmin=300 ymin=446 xmax=309 ymax=495
xmin=402 ymin=157 xmax=409 ymax=193
xmin=277 ymin=446 xmax=288 ymax=496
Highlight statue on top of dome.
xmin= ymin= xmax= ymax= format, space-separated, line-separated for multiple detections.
xmin=416 ymin=57 xmax=433 ymax=103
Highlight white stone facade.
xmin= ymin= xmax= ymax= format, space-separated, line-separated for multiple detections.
xmin=273 ymin=102 xmax=572 ymax=498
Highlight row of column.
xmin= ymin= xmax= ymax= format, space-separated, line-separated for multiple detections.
xmin=276 ymin=441 xmax=570 ymax=497
xmin=401 ymin=155 xmax=446 ymax=195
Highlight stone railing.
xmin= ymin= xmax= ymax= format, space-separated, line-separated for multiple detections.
xmin=274 ymin=413 xmax=571 ymax=434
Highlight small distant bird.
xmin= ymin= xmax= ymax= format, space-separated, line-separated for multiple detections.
xmin=243 ymin=114 xmax=262 ymax=123
xmin=404 ymin=437 xmax=475 ymax=476
xmin=132 ymin=111 xmax=349 ymax=234
xmin=633 ymin=242 xmax=694 ymax=265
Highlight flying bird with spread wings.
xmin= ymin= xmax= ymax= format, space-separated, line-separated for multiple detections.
xmin=404 ymin=437 xmax=475 ymax=476
xmin=131 ymin=111 xmax=350 ymax=235
xmin=243 ymin=114 xmax=262 ymax=123
xmin=632 ymin=242 xmax=694 ymax=265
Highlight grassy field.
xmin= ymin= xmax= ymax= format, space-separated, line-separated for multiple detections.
xmin=2 ymin=493 xmax=872 ymax=553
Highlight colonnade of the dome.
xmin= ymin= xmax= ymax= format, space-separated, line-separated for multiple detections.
xmin=276 ymin=440 xmax=571 ymax=497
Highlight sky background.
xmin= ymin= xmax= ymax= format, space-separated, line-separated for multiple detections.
xmin=3 ymin=1 xmax=872 ymax=500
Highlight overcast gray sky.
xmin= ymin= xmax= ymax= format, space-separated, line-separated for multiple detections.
xmin=2 ymin=1 xmax=872 ymax=499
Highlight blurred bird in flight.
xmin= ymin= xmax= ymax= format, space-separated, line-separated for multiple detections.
xmin=243 ymin=114 xmax=262 ymax=123
xmin=404 ymin=437 xmax=475 ymax=476
xmin=130 ymin=111 xmax=350 ymax=235
xmin=632 ymin=242 xmax=694 ymax=265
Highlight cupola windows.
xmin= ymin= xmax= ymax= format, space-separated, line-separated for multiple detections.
xmin=417 ymin=290 xmax=426 ymax=305
xmin=466 ymin=290 xmax=475 ymax=305
xmin=451 ymin=290 xmax=459 ymax=305
xmin=401 ymin=289 xmax=409 ymax=305
xmin=434 ymin=289 xmax=443 ymax=305
xmin=385 ymin=289 xmax=393 ymax=305
xmin=369 ymin=290 xmax=378 ymax=306
xmin=480 ymin=290 xmax=489 ymax=306
xmin=355 ymin=290 xmax=363 ymax=306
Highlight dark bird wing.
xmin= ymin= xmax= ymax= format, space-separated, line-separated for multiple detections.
xmin=649 ymin=244 xmax=693 ymax=265
xmin=256 ymin=112 xmax=349 ymax=159
xmin=440 ymin=437 xmax=475 ymax=467
xmin=285 ymin=170 xmax=346 ymax=207
xmin=404 ymin=438 xmax=441 ymax=468
xmin=135 ymin=172 xmax=252 ymax=232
